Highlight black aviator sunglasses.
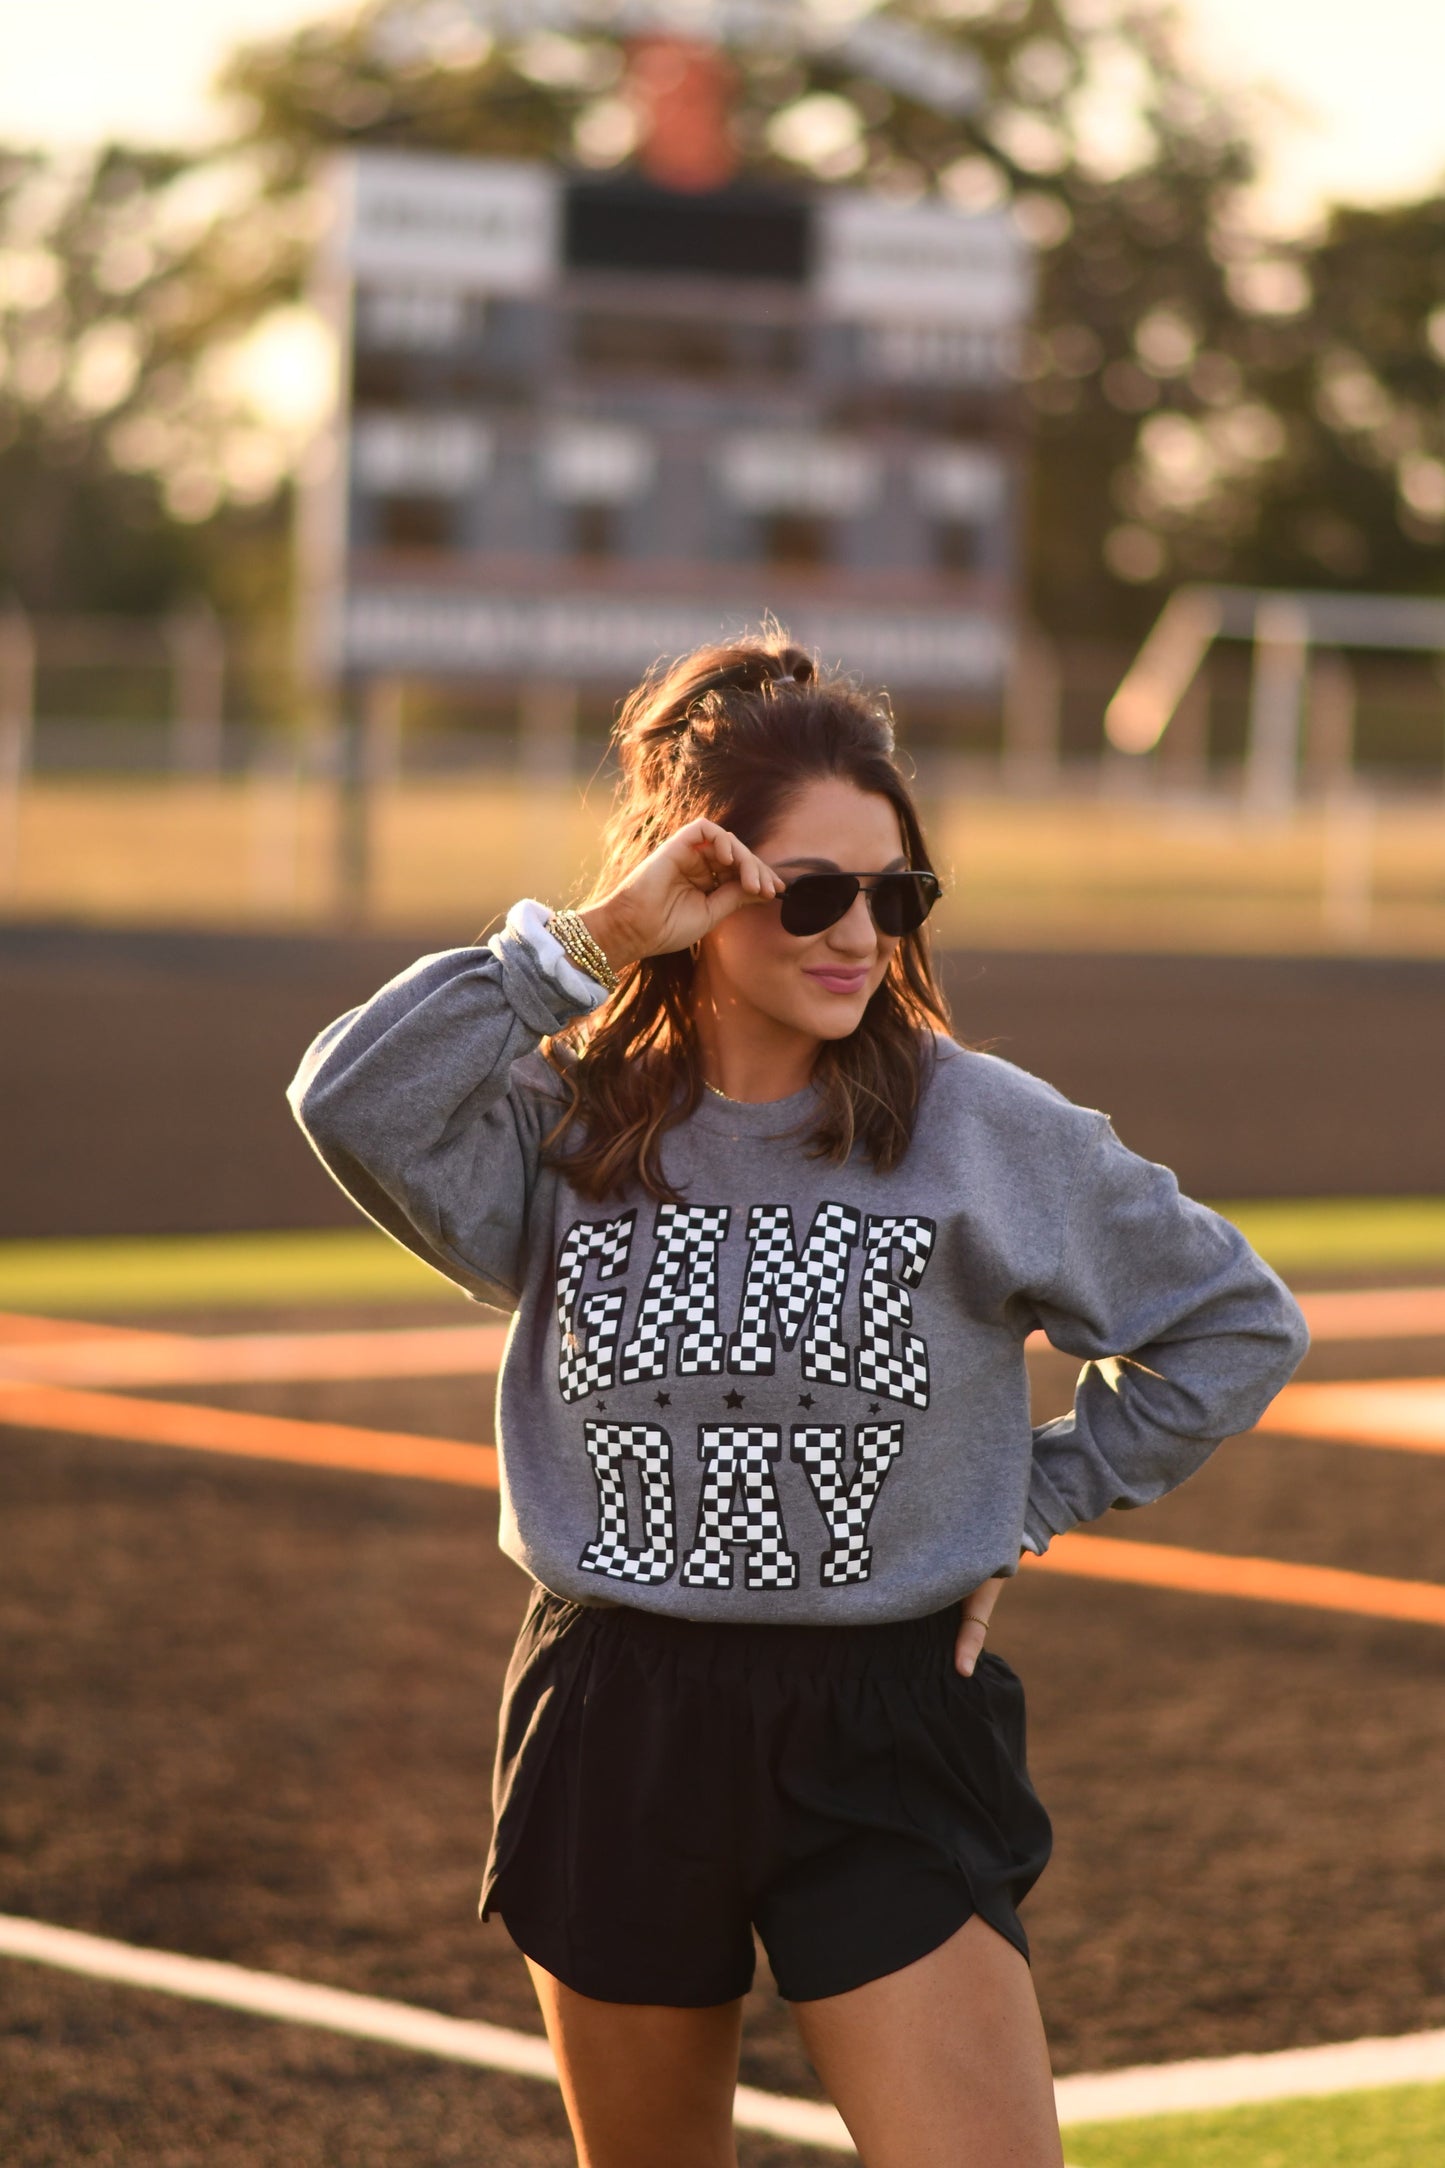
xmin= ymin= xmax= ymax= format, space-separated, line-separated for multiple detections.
xmin=776 ymin=868 xmax=943 ymax=939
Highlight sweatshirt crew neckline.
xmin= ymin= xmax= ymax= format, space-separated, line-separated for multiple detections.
xmin=683 ymin=1077 xmax=822 ymax=1137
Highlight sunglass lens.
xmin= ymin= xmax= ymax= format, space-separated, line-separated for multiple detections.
xmin=869 ymin=873 xmax=938 ymax=936
xmin=779 ymin=874 xmax=858 ymax=935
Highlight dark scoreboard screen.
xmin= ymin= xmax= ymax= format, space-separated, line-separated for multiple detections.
xmin=303 ymin=150 xmax=1031 ymax=699
xmin=565 ymin=176 xmax=811 ymax=281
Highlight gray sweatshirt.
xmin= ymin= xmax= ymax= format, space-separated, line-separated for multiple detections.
xmin=288 ymin=899 xmax=1310 ymax=1624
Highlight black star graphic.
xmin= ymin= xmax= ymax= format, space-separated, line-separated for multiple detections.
xmin=654 ymin=1390 xmax=671 ymax=1409
xmin=724 ymin=1388 xmax=745 ymax=1409
xmin=596 ymin=1399 xmax=608 ymax=1411
xmin=797 ymin=1393 xmax=815 ymax=1410
xmin=868 ymin=1402 xmax=881 ymax=1415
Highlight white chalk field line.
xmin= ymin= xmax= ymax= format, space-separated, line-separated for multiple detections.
xmin=5 ymin=1913 xmax=1445 ymax=2142
xmin=0 ymin=1914 xmax=854 ymax=2154
xmin=1053 ymin=2027 xmax=1445 ymax=2123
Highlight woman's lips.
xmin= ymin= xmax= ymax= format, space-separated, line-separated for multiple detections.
xmin=804 ymin=967 xmax=870 ymax=995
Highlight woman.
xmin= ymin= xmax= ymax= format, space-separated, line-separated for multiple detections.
xmin=289 ymin=634 xmax=1309 ymax=2168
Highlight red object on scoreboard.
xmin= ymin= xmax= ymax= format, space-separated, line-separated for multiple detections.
xmin=627 ymin=35 xmax=740 ymax=193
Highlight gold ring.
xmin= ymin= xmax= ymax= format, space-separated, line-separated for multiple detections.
xmin=963 ymin=1613 xmax=989 ymax=1631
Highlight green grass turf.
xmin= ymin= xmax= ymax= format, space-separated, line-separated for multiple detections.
xmin=0 ymin=1228 xmax=459 ymax=1313
xmin=1063 ymin=2077 xmax=1445 ymax=2167
xmin=0 ymin=1197 xmax=1442 ymax=1315
xmin=1215 ymin=1196 xmax=1445 ymax=1276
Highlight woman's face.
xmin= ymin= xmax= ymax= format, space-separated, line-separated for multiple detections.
xmin=693 ymin=775 xmax=908 ymax=1046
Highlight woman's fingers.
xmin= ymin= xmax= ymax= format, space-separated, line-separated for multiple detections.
xmin=717 ymin=849 xmax=782 ymax=905
xmin=953 ymin=1614 xmax=988 ymax=1678
xmin=686 ymin=822 xmax=731 ymax=885
xmin=686 ymin=822 xmax=783 ymax=901
xmin=953 ymin=1578 xmax=1004 ymax=1676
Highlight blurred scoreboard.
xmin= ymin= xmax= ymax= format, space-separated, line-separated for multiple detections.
xmin=304 ymin=149 xmax=1032 ymax=700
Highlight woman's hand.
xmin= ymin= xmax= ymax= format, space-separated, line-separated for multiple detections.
xmin=577 ymin=819 xmax=785 ymax=971
xmin=954 ymin=1566 xmax=1012 ymax=1677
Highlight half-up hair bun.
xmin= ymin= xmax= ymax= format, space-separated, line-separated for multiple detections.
xmin=672 ymin=641 xmax=816 ymax=716
xmin=608 ymin=625 xmax=900 ymax=825
xmin=610 ymin=641 xmax=822 ymax=801
xmin=767 ymin=645 xmax=815 ymax=688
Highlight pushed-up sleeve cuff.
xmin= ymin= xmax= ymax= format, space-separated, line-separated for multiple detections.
xmin=499 ymin=898 xmax=612 ymax=1012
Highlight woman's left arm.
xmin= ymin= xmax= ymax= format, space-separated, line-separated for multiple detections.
xmin=1019 ymin=1111 xmax=1311 ymax=1558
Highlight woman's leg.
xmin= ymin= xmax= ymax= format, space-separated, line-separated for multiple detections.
xmin=790 ymin=1913 xmax=1064 ymax=2168
xmin=525 ymin=1957 xmax=745 ymax=2168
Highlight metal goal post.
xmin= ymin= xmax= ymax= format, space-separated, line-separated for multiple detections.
xmin=1105 ymin=584 xmax=1445 ymax=814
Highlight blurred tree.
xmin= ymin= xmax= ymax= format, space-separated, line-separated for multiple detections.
xmin=5 ymin=0 xmax=1444 ymax=646
xmin=1174 ymin=197 xmax=1445 ymax=595
xmin=0 ymin=143 xmax=312 ymax=620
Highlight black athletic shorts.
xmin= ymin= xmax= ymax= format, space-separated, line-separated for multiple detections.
xmin=479 ymin=1584 xmax=1053 ymax=2006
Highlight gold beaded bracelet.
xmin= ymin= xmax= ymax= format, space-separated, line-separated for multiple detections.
xmin=547 ymin=907 xmax=619 ymax=992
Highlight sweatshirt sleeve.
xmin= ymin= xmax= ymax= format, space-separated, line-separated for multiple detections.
xmin=286 ymin=899 xmax=607 ymax=1308
xmin=1020 ymin=1112 xmax=1311 ymax=1555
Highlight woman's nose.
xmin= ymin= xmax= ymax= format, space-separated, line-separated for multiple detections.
xmin=826 ymin=891 xmax=881 ymax=953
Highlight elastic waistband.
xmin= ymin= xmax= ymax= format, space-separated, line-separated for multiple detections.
xmin=526 ymin=1583 xmax=965 ymax=1683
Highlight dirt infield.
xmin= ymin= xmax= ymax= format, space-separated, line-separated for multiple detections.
xmin=3 ymin=923 xmax=1444 ymax=1238
xmin=3 ymin=1304 xmax=1444 ymax=2166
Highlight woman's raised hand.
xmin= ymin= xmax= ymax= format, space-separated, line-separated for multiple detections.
xmin=577 ymin=819 xmax=785 ymax=971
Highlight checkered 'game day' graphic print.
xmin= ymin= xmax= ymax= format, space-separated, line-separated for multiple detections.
xmin=855 ymin=1214 xmax=936 ymax=1407
xmin=619 ymin=1203 xmax=732 ymax=1384
xmin=556 ymin=1210 xmax=637 ymax=1403
xmin=680 ymin=1427 xmax=800 ymax=1591
xmin=791 ymin=1422 xmax=905 ymax=1586
xmin=579 ymin=1422 xmax=677 ymax=1585
xmin=726 ymin=1201 xmax=859 ymax=1385
xmin=553 ymin=1194 xmax=938 ymax=1593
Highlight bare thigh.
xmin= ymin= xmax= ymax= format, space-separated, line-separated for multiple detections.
xmin=791 ymin=1913 xmax=1065 ymax=2168
xmin=524 ymin=1956 xmax=744 ymax=2168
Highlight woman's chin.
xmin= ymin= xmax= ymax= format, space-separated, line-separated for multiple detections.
xmin=798 ymin=989 xmax=872 ymax=1037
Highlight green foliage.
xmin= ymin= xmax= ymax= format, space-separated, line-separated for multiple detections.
xmin=0 ymin=141 xmax=296 ymax=619
xmin=1210 ymin=198 xmax=1445 ymax=594
xmin=1065 ymin=2079 xmax=1445 ymax=2168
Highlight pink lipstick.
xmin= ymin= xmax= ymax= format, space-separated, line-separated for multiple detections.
xmin=804 ymin=967 xmax=869 ymax=995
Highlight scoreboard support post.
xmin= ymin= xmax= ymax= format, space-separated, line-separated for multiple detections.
xmin=1001 ymin=626 xmax=1062 ymax=795
xmin=335 ymin=686 xmax=368 ymax=925
xmin=336 ymin=675 xmax=406 ymax=921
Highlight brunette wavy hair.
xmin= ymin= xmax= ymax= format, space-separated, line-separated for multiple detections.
xmin=538 ymin=629 xmax=955 ymax=1203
